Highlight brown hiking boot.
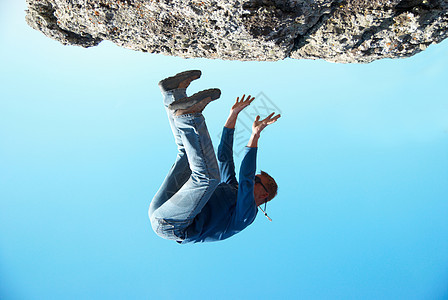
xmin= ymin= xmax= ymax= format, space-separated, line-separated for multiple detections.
xmin=169 ymin=89 xmax=221 ymax=115
xmin=158 ymin=70 xmax=202 ymax=92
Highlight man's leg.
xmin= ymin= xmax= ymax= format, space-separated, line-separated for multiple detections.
xmin=163 ymin=88 xmax=188 ymax=149
xmin=148 ymin=71 xmax=202 ymax=215
xmin=150 ymin=113 xmax=220 ymax=241
xmin=148 ymin=88 xmax=191 ymax=218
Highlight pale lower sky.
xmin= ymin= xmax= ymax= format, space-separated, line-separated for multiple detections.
xmin=1 ymin=1 xmax=448 ymax=299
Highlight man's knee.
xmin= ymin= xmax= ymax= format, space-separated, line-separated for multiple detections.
xmin=150 ymin=216 xmax=187 ymax=241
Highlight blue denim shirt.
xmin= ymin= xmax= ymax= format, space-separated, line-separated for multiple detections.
xmin=181 ymin=127 xmax=258 ymax=243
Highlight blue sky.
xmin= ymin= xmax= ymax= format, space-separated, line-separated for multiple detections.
xmin=1 ymin=1 xmax=448 ymax=299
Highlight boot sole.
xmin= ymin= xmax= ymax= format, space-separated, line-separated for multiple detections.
xmin=168 ymin=88 xmax=221 ymax=111
xmin=158 ymin=70 xmax=202 ymax=91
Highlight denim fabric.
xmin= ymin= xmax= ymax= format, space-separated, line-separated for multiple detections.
xmin=180 ymin=144 xmax=258 ymax=243
xmin=149 ymin=89 xmax=220 ymax=241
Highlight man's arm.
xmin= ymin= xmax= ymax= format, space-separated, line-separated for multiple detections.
xmin=217 ymin=127 xmax=237 ymax=185
xmin=232 ymin=146 xmax=258 ymax=227
xmin=218 ymin=95 xmax=255 ymax=185
xmin=232 ymin=112 xmax=281 ymax=226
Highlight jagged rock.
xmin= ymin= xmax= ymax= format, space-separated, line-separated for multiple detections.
xmin=25 ymin=0 xmax=448 ymax=63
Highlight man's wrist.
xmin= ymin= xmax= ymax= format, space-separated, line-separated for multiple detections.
xmin=251 ymin=132 xmax=260 ymax=139
xmin=229 ymin=110 xmax=239 ymax=118
xmin=224 ymin=112 xmax=238 ymax=129
xmin=247 ymin=133 xmax=260 ymax=147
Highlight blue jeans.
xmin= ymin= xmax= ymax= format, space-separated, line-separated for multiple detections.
xmin=148 ymin=89 xmax=220 ymax=241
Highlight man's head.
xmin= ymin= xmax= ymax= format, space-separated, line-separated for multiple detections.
xmin=254 ymin=170 xmax=278 ymax=206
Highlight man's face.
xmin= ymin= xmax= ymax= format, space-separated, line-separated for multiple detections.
xmin=254 ymin=174 xmax=269 ymax=206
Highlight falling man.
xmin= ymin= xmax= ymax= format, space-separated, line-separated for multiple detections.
xmin=148 ymin=70 xmax=281 ymax=244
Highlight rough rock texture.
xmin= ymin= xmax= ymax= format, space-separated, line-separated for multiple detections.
xmin=25 ymin=0 xmax=448 ymax=63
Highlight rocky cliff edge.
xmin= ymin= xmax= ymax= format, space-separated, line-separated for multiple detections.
xmin=25 ymin=0 xmax=448 ymax=63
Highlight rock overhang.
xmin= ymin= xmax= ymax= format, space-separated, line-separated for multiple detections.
xmin=25 ymin=0 xmax=448 ymax=63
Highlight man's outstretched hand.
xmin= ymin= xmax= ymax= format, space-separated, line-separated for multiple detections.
xmin=225 ymin=94 xmax=255 ymax=129
xmin=230 ymin=94 xmax=255 ymax=115
xmin=247 ymin=112 xmax=281 ymax=148
xmin=251 ymin=112 xmax=281 ymax=137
